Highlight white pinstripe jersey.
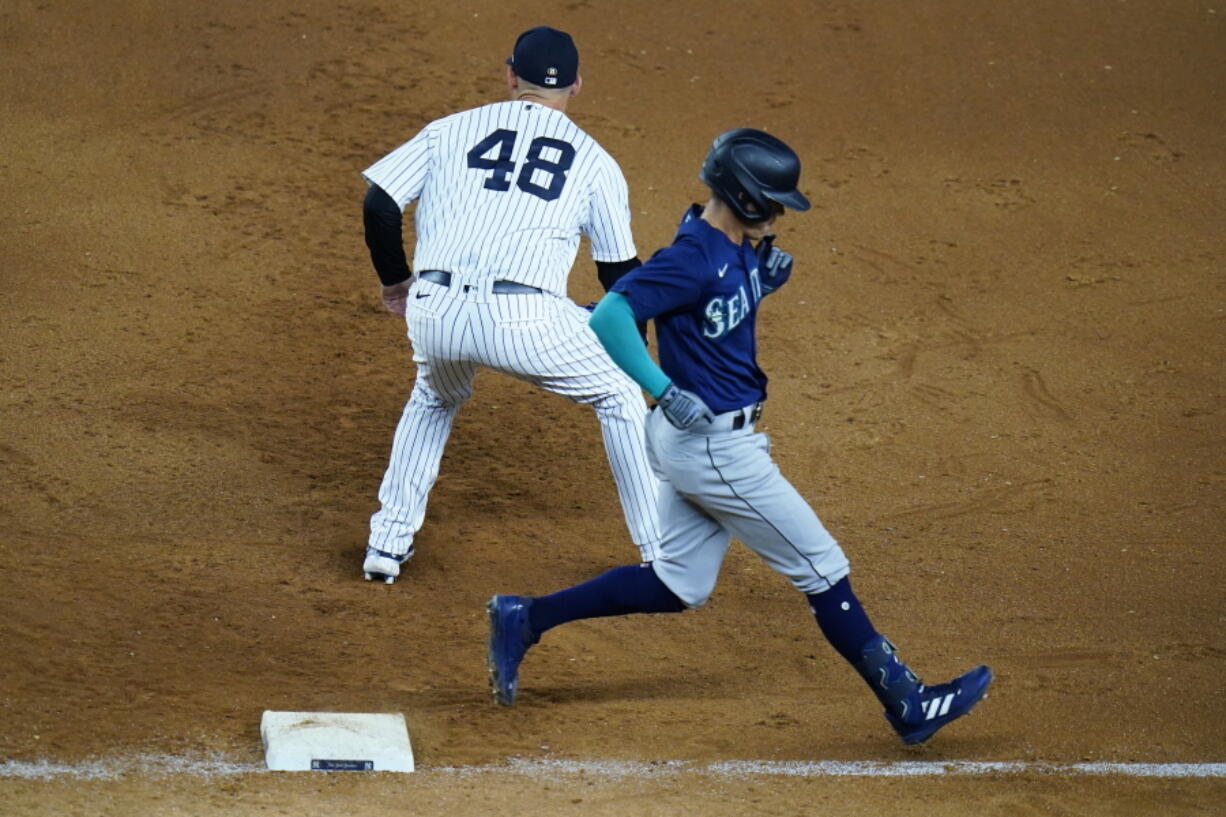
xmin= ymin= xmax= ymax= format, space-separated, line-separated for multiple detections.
xmin=363 ymin=100 xmax=636 ymax=296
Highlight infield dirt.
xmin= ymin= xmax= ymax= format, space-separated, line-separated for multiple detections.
xmin=2 ymin=1 xmax=1223 ymax=814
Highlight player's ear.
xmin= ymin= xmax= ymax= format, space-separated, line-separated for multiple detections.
xmin=569 ymin=75 xmax=583 ymax=98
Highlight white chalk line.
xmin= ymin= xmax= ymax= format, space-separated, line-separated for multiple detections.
xmin=2 ymin=755 xmax=1224 ymax=781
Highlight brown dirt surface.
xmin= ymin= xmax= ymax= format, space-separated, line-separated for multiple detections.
xmin=2 ymin=0 xmax=1223 ymax=814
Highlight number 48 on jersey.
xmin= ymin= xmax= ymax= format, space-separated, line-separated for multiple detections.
xmin=466 ymin=129 xmax=576 ymax=202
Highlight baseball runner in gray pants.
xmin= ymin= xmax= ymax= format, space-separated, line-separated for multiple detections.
xmin=486 ymin=129 xmax=992 ymax=745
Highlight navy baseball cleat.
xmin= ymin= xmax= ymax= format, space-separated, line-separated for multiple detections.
xmin=885 ymin=664 xmax=993 ymax=745
xmin=362 ymin=546 xmax=414 ymax=584
xmin=854 ymin=636 xmax=992 ymax=745
xmin=487 ymin=595 xmax=539 ymax=706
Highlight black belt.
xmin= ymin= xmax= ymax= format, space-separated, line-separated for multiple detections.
xmin=731 ymin=402 xmax=764 ymax=430
xmin=665 ymin=401 xmax=764 ymax=435
xmin=418 ymin=269 xmax=543 ymax=295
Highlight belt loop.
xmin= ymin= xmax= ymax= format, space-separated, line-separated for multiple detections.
xmin=729 ymin=402 xmax=762 ymax=431
xmin=418 ymin=269 xmax=451 ymax=286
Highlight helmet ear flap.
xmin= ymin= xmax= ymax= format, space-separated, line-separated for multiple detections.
xmin=734 ymin=189 xmax=769 ymax=220
xmin=700 ymin=146 xmax=769 ymax=223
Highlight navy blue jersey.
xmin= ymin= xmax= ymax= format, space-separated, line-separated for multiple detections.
xmin=612 ymin=205 xmax=768 ymax=412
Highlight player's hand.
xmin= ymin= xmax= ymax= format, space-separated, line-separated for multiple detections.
xmin=382 ymin=282 xmax=410 ymax=316
xmin=755 ymin=235 xmax=794 ymax=295
xmin=657 ymin=383 xmax=714 ymax=430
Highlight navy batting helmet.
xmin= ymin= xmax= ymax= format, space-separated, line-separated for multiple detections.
xmin=699 ymin=128 xmax=810 ymax=224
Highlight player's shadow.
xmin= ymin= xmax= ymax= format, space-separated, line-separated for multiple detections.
xmin=522 ymin=673 xmax=731 ymax=705
xmin=398 ymin=673 xmax=726 ymax=710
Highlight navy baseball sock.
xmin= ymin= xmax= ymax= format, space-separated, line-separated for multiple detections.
xmin=528 ymin=563 xmax=686 ymax=636
xmin=807 ymin=576 xmax=881 ymax=665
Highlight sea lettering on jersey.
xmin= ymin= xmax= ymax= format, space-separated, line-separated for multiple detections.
xmin=362 ymin=100 xmax=635 ymax=295
xmin=702 ymin=284 xmax=753 ymax=340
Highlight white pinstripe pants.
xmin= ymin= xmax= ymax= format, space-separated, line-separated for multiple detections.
xmin=369 ymin=275 xmax=663 ymax=561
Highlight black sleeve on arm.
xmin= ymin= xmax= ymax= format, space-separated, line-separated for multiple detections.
xmin=363 ymin=184 xmax=412 ymax=286
xmin=596 ymin=257 xmax=649 ymax=343
xmin=596 ymin=257 xmax=642 ymax=292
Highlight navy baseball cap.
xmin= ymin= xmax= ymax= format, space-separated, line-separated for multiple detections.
xmin=506 ymin=26 xmax=579 ymax=88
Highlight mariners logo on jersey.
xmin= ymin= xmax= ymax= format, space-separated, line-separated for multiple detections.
xmin=701 ymin=277 xmax=755 ymax=340
xmin=674 ymin=204 xmax=760 ymax=341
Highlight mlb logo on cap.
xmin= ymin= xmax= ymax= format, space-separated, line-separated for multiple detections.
xmin=506 ymin=26 xmax=579 ymax=88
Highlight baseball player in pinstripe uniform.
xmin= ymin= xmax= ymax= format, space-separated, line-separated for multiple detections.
xmin=359 ymin=26 xmax=663 ymax=584
xmin=487 ymin=130 xmax=992 ymax=745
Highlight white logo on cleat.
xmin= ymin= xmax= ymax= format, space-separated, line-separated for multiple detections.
xmin=923 ymin=693 xmax=955 ymax=720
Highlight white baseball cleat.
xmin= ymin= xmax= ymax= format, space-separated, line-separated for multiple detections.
xmin=363 ymin=547 xmax=413 ymax=584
